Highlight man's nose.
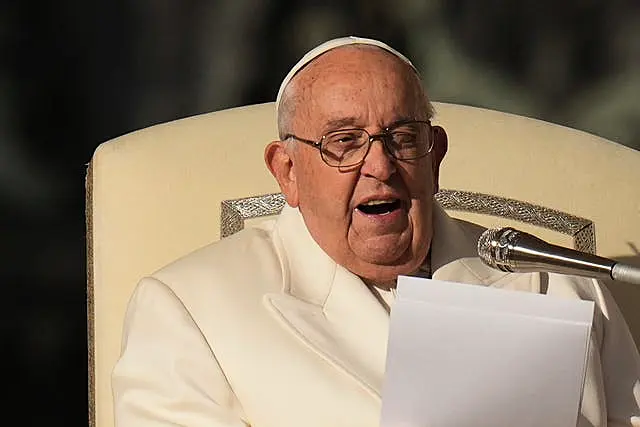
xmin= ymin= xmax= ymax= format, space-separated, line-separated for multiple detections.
xmin=359 ymin=138 xmax=397 ymax=180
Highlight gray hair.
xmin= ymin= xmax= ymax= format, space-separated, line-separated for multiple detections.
xmin=277 ymin=81 xmax=299 ymax=142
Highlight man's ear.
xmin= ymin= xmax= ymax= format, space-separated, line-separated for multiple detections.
xmin=430 ymin=125 xmax=448 ymax=194
xmin=264 ymin=140 xmax=299 ymax=207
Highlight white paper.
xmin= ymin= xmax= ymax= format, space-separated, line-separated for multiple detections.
xmin=380 ymin=276 xmax=594 ymax=427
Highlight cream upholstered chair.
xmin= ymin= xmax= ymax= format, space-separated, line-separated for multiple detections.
xmin=86 ymin=101 xmax=640 ymax=427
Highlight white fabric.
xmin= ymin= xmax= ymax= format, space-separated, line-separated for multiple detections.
xmin=112 ymin=204 xmax=640 ymax=427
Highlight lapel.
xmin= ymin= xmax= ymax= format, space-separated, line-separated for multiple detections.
xmin=264 ymin=205 xmax=389 ymax=401
xmin=263 ymin=203 xmax=544 ymax=402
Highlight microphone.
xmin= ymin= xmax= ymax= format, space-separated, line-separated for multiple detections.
xmin=477 ymin=227 xmax=640 ymax=285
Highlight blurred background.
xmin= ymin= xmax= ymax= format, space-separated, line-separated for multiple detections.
xmin=2 ymin=0 xmax=638 ymax=424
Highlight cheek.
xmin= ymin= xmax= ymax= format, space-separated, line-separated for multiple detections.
xmin=403 ymin=160 xmax=435 ymax=198
xmin=404 ymin=162 xmax=436 ymax=239
xmin=297 ymin=163 xmax=355 ymax=224
xmin=408 ymin=199 xmax=434 ymax=258
xmin=413 ymin=200 xmax=432 ymax=231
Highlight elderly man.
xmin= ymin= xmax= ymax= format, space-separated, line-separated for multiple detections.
xmin=112 ymin=37 xmax=640 ymax=427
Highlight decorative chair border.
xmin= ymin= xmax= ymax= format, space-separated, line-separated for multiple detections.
xmin=220 ymin=189 xmax=596 ymax=254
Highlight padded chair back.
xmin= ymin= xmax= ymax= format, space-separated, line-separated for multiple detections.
xmin=87 ymin=102 xmax=640 ymax=427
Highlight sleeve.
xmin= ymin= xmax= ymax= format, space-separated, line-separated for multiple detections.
xmin=595 ymin=281 xmax=640 ymax=427
xmin=112 ymin=277 xmax=249 ymax=427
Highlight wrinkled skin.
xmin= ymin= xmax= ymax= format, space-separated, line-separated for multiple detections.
xmin=265 ymin=46 xmax=448 ymax=287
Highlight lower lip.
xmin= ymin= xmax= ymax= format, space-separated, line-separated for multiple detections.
xmin=354 ymin=206 xmax=405 ymax=225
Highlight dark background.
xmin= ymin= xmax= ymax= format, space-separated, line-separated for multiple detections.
xmin=2 ymin=1 xmax=638 ymax=425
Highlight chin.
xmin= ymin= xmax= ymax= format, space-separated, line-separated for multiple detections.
xmin=357 ymin=262 xmax=419 ymax=286
xmin=354 ymin=248 xmax=423 ymax=278
xmin=360 ymin=248 xmax=410 ymax=265
xmin=354 ymin=229 xmax=415 ymax=261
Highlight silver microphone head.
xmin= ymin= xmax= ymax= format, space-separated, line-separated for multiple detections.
xmin=477 ymin=227 xmax=521 ymax=272
xmin=478 ymin=226 xmax=620 ymax=280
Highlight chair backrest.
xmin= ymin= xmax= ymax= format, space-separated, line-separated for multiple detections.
xmin=87 ymin=101 xmax=640 ymax=427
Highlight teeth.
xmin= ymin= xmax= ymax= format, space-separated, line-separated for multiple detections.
xmin=362 ymin=199 xmax=395 ymax=206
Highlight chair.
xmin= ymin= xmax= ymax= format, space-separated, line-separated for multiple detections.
xmin=86 ymin=101 xmax=640 ymax=427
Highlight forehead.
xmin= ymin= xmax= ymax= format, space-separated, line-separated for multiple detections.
xmin=290 ymin=46 xmax=425 ymax=129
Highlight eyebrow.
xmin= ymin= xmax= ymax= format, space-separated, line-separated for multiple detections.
xmin=385 ymin=117 xmax=419 ymax=129
xmin=323 ymin=115 xmax=418 ymax=133
xmin=323 ymin=117 xmax=362 ymax=132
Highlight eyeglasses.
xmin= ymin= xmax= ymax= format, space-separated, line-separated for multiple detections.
xmin=284 ymin=120 xmax=434 ymax=168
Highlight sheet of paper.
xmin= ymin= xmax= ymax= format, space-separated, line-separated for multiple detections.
xmin=379 ymin=276 xmax=594 ymax=427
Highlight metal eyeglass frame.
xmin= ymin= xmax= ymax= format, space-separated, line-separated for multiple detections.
xmin=283 ymin=120 xmax=434 ymax=168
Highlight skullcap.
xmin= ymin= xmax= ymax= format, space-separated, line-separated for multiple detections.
xmin=275 ymin=36 xmax=418 ymax=115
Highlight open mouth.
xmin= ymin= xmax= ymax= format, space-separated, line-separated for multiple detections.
xmin=356 ymin=199 xmax=402 ymax=215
